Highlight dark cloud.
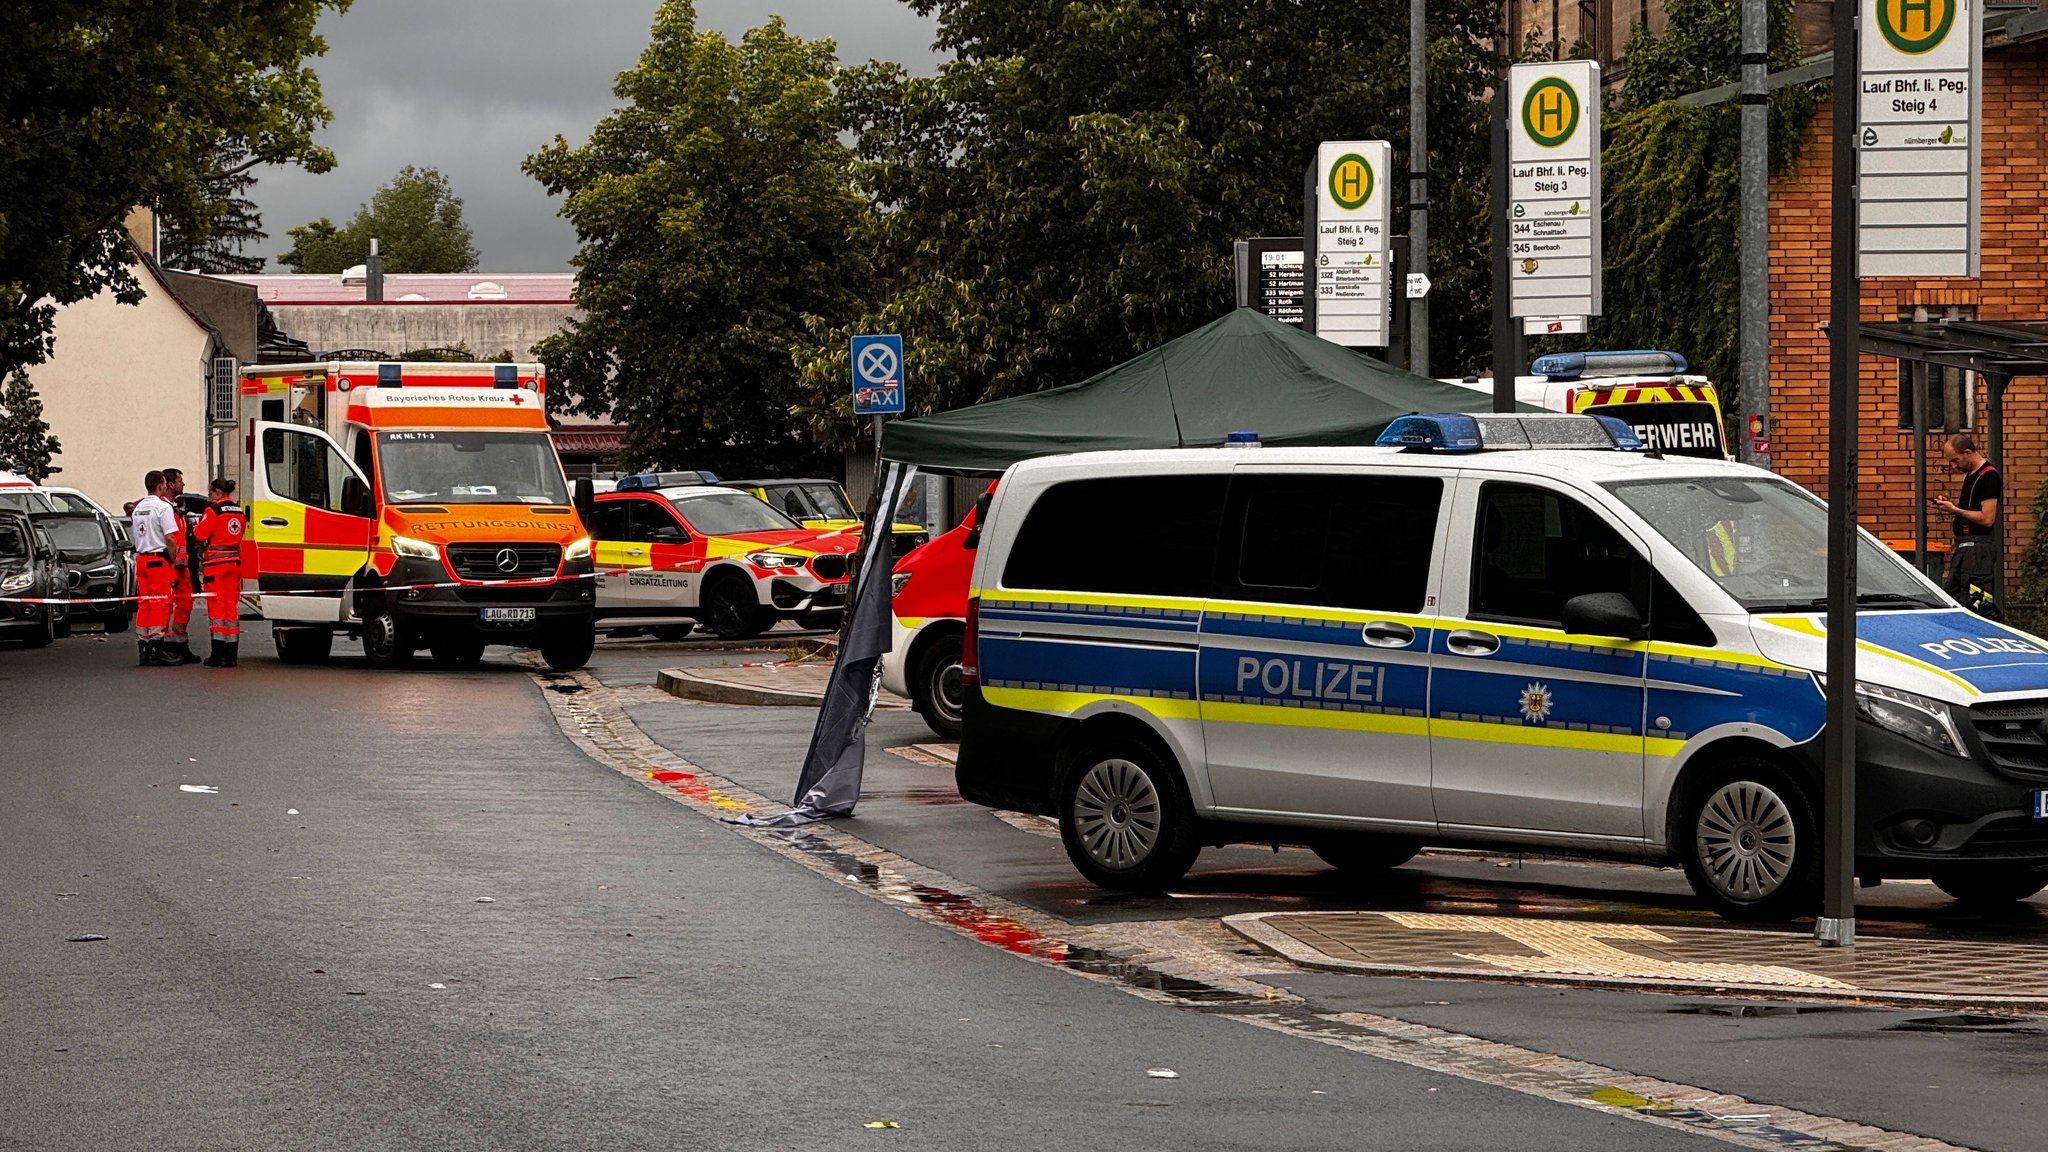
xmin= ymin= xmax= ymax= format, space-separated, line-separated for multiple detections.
xmin=248 ymin=0 xmax=940 ymax=271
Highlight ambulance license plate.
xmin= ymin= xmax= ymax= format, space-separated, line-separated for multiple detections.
xmin=2034 ymin=791 xmax=2048 ymax=820
xmin=481 ymin=607 xmax=536 ymax=624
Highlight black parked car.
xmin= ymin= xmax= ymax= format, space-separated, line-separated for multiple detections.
xmin=0 ymin=510 xmax=70 ymax=646
xmin=32 ymin=511 xmax=133 ymax=633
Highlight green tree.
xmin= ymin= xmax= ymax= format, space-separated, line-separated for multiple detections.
xmin=0 ymin=371 xmax=61 ymax=481
xmin=1588 ymin=0 xmax=1818 ymax=404
xmin=280 ymin=165 xmax=481 ymax=273
xmin=160 ymin=143 xmax=270 ymax=275
xmin=524 ymin=1 xmax=872 ymax=476
xmin=792 ymin=0 xmax=1504 ymax=445
xmin=0 ymin=1 xmax=349 ymax=380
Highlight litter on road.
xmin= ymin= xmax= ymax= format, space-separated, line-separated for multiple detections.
xmin=178 ymin=785 xmax=217 ymax=794
xmin=65 ymin=934 xmax=106 ymax=943
xmin=1146 ymin=1068 xmax=1180 ymax=1079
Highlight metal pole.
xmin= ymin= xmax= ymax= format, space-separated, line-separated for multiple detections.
xmin=1819 ymin=0 xmax=1859 ymax=950
xmin=1303 ymin=160 xmax=1320 ymax=336
xmin=1989 ymin=373 xmax=2008 ymax=604
xmin=1913 ymin=361 xmax=1928 ymax=576
xmin=1491 ymin=83 xmax=1518 ymax=413
xmin=1409 ymin=0 xmax=1430 ymax=377
xmin=1738 ymin=0 xmax=1770 ymax=468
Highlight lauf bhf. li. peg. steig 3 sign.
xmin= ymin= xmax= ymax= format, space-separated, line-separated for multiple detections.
xmin=1507 ymin=60 xmax=1602 ymax=334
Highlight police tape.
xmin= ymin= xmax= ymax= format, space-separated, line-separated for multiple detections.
xmin=0 ymin=562 xmax=815 ymax=606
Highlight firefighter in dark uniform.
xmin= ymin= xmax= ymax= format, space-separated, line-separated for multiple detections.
xmin=1933 ymin=433 xmax=2002 ymax=618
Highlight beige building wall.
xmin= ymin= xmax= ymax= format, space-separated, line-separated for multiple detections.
xmin=265 ymin=303 xmax=578 ymax=363
xmin=31 ymin=280 xmax=213 ymax=512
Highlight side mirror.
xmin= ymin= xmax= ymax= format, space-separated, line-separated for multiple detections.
xmin=651 ymin=525 xmax=683 ymax=541
xmin=574 ymin=477 xmax=596 ymax=524
xmin=964 ymin=488 xmax=994 ymax=550
xmin=1561 ymin=592 xmax=1645 ymax=641
xmin=340 ymin=476 xmax=374 ymax=519
xmin=35 ymin=546 xmax=54 ymax=563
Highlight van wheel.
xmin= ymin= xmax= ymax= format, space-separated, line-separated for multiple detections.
xmin=1312 ymin=834 xmax=1421 ymax=874
xmin=1058 ymin=739 xmax=1200 ymax=891
xmin=360 ymin=610 xmax=414 ymax=669
xmin=702 ymin=572 xmax=766 ymax=640
xmin=540 ymin=625 xmax=595 ymax=671
xmin=911 ymin=634 xmax=965 ymax=740
xmin=1678 ymin=757 xmax=1819 ymax=921
xmin=274 ymin=627 xmax=333 ymax=664
xmin=1933 ymin=867 xmax=2048 ymax=907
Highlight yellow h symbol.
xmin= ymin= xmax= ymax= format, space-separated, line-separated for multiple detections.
xmin=1337 ymin=162 xmax=1363 ymax=201
xmin=1900 ymin=0 xmax=1934 ymax=34
xmin=1536 ymin=89 xmax=1567 ymax=134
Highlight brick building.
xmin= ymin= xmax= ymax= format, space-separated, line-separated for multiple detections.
xmin=1768 ymin=31 xmax=2048 ymax=599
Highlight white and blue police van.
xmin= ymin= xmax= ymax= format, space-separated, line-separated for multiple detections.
xmin=955 ymin=412 xmax=2048 ymax=920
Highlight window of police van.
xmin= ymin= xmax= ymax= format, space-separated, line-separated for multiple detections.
xmin=1471 ymin=482 xmax=1712 ymax=645
xmin=1001 ymin=474 xmax=1227 ymax=596
xmin=1219 ymin=473 xmax=1440 ymax=610
xmin=1603 ymin=476 xmax=1941 ymax=611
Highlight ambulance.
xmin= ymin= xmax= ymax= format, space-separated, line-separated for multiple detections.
xmin=239 ymin=361 xmax=597 ymax=670
xmin=957 ymin=412 xmax=2048 ymax=921
xmin=1448 ymin=350 xmax=1729 ymax=459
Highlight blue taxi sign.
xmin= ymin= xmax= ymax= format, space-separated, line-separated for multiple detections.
xmin=851 ymin=334 xmax=906 ymax=415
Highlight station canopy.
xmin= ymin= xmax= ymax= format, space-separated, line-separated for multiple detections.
xmin=879 ymin=307 xmax=1521 ymax=475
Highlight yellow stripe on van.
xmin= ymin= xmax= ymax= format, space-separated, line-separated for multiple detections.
xmin=1203 ymin=701 xmax=1431 ymax=738
xmin=982 ymin=686 xmax=1202 ymax=721
xmin=1761 ymin=614 xmax=1977 ymax=697
xmin=1430 ymin=717 xmax=1686 ymax=758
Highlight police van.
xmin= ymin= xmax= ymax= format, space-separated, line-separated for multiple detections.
xmin=956 ymin=413 xmax=2048 ymax=920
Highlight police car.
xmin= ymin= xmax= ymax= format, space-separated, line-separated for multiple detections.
xmin=956 ymin=413 xmax=2048 ymax=920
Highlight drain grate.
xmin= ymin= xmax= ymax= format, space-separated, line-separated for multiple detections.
xmin=1888 ymin=1014 xmax=2044 ymax=1034
xmin=1668 ymin=1003 xmax=1837 ymax=1017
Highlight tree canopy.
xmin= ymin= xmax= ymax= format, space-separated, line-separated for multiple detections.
xmin=280 ymin=165 xmax=481 ymax=273
xmin=0 ymin=371 xmax=61 ymax=481
xmin=0 ymin=1 xmax=350 ymax=378
xmin=160 ymin=143 xmax=270 ymax=276
xmin=791 ymin=0 xmax=1504 ymax=446
xmin=525 ymin=0 xmax=871 ymax=477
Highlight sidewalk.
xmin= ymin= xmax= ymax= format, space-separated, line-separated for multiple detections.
xmin=656 ymin=657 xmax=909 ymax=709
xmin=1231 ymin=909 xmax=2048 ymax=1007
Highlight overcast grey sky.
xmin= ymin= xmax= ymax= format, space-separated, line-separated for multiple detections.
xmin=247 ymin=0 xmax=942 ymax=272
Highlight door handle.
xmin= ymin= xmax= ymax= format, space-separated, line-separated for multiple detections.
xmin=1445 ymin=628 xmax=1501 ymax=656
xmin=626 ymin=548 xmax=646 ymax=556
xmin=260 ymin=517 xmax=289 ymax=528
xmin=1361 ymin=621 xmax=1416 ymax=647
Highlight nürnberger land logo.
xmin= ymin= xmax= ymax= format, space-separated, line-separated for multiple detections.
xmin=1876 ymin=0 xmax=1956 ymax=54
xmin=1520 ymin=77 xmax=1581 ymax=148
xmin=1327 ymin=153 xmax=1374 ymax=210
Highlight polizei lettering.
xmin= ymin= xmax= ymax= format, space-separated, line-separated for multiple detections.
xmin=1920 ymin=635 xmax=2047 ymax=661
xmin=1235 ymin=656 xmax=1386 ymax=703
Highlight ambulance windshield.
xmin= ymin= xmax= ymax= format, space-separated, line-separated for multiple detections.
xmin=1605 ymin=475 xmax=1942 ymax=611
xmin=377 ymin=431 xmax=570 ymax=505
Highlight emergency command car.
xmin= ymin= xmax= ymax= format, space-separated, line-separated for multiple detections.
xmin=957 ymin=413 xmax=2048 ymax=920
xmin=239 ymin=361 xmax=596 ymax=670
xmin=589 ymin=476 xmax=860 ymax=640
xmin=1448 ymin=350 xmax=1729 ymax=459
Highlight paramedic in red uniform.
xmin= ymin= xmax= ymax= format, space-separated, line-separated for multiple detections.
xmin=196 ymin=478 xmax=247 ymax=667
xmin=129 ymin=470 xmax=188 ymax=666
xmin=162 ymin=467 xmax=200 ymax=663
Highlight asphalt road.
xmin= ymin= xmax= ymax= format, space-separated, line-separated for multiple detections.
xmin=2 ymin=626 xmax=1728 ymax=1152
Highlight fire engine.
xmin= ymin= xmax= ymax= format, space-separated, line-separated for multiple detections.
xmin=238 ymin=361 xmax=597 ymax=670
xmin=1447 ymin=350 xmax=1730 ymax=460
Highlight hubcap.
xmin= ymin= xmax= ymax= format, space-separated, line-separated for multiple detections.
xmin=933 ymin=660 xmax=965 ymax=721
xmin=1072 ymin=758 xmax=1162 ymax=870
xmin=1696 ymin=780 xmax=1797 ymax=902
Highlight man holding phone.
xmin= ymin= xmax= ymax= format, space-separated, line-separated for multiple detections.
xmin=1932 ymin=433 xmax=2001 ymax=616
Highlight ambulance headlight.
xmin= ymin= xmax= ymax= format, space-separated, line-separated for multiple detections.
xmin=391 ymin=535 xmax=440 ymax=561
xmin=746 ymin=551 xmax=807 ymax=570
xmin=1854 ymin=681 xmax=1964 ymax=757
xmin=563 ymin=536 xmax=592 ymax=562
xmin=0 ymin=571 xmax=32 ymax=593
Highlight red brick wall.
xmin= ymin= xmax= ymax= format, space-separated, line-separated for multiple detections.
xmin=1768 ymin=42 xmax=2048 ymax=594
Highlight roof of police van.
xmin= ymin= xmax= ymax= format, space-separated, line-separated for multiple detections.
xmin=1007 ymin=444 xmax=1763 ymax=485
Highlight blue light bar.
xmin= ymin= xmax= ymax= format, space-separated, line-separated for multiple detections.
xmin=1531 ymin=350 xmax=1689 ymax=380
xmin=1377 ymin=414 xmax=1484 ymax=452
xmin=1377 ymin=413 xmax=1646 ymax=453
xmin=615 ymin=470 xmax=721 ymax=491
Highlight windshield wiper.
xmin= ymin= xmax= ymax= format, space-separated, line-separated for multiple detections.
xmin=1750 ymin=592 xmax=1943 ymax=612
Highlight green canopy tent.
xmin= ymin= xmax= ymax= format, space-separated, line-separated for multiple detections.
xmin=879 ymin=307 xmax=1519 ymax=474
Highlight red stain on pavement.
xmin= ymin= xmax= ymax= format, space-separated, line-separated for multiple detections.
xmin=909 ymin=885 xmax=1057 ymax=957
xmin=648 ymin=771 xmax=694 ymax=782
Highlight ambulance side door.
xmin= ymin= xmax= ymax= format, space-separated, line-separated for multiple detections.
xmin=246 ymin=420 xmax=375 ymax=602
xmin=1428 ymin=475 xmax=1650 ymax=841
xmin=1195 ymin=466 xmax=1448 ymax=827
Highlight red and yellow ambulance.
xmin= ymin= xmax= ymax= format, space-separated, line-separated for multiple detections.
xmin=239 ymin=361 xmax=597 ymax=670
